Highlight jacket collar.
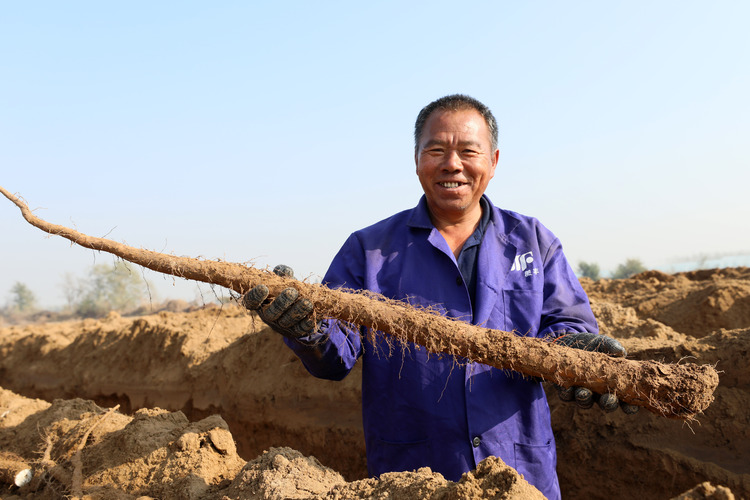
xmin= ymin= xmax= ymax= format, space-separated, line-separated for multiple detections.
xmin=407 ymin=194 xmax=522 ymax=238
xmin=406 ymin=195 xmax=434 ymax=230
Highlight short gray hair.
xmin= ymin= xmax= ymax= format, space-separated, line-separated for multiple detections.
xmin=414 ymin=94 xmax=498 ymax=153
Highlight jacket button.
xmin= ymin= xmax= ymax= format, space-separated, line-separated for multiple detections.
xmin=456 ymin=276 xmax=462 ymax=286
xmin=472 ymin=436 xmax=481 ymax=447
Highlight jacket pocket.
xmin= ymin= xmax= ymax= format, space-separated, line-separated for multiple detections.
xmin=514 ymin=440 xmax=559 ymax=499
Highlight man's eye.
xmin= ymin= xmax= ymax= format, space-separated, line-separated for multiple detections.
xmin=463 ymin=149 xmax=478 ymax=155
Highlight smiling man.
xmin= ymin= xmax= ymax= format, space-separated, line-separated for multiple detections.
xmin=243 ymin=94 xmax=630 ymax=500
xmin=415 ymin=104 xmax=498 ymax=258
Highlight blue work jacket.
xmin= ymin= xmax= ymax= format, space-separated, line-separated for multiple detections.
xmin=285 ymin=195 xmax=598 ymax=500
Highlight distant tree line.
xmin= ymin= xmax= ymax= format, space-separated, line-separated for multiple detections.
xmin=577 ymin=258 xmax=647 ymax=280
xmin=2 ymin=261 xmax=151 ymax=321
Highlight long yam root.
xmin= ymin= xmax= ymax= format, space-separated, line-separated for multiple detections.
xmin=0 ymin=186 xmax=719 ymax=419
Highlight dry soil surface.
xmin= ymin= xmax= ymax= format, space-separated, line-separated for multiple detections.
xmin=1 ymin=267 xmax=749 ymax=499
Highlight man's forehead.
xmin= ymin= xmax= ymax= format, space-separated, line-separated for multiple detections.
xmin=421 ymin=109 xmax=491 ymax=141
xmin=422 ymin=137 xmax=484 ymax=147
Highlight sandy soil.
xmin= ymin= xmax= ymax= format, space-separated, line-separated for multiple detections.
xmin=1 ymin=268 xmax=748 ymax=499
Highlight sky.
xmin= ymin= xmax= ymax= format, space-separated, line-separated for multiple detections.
xmin=2 ymin=1 xmax=749 ymax=308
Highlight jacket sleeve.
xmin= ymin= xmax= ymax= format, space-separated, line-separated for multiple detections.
xmin=283 ymin=233 xmax=366 ymax=381
xmin=538 ymin=236 xmax=599 ymax=338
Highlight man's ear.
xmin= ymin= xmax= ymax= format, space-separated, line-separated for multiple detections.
xmin=490 ymin=148 xmax=499 ymax=177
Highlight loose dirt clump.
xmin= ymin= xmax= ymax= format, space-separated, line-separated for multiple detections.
xmin=323 ymin=455 xmax=544 ymax=500
xmin=672 ymin=482 xmax=736 ymax=500
xmin=222 ymin=447 xmax=346 ymax=499
xmin=1 ymin=267 xmax=749 ymax=498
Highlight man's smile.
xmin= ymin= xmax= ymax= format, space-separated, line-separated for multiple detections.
xmin=438 ymin=181 xmax=466 ymax=189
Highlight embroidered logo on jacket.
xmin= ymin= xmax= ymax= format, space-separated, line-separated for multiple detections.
xmin=511 ymin=251 xmax=539 ymax=277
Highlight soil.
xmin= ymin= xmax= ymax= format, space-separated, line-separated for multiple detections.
xmin=1 ymin=267 xmax=749 ymax=499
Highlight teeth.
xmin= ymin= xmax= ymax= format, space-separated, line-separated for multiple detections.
xmin=441 ymin=182 xmax=460 ymax=188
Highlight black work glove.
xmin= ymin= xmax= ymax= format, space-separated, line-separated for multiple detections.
xmin=241 ymin=264 xmax=317 ymax=339
xmin=553 ymin=332 xmax=638 ymax=415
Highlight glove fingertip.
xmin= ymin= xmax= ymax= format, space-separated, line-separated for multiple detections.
xmin=242 ymin=285 xmax=270 ymax=310
xmin=576 ymin=399 xmax=594 ymax=409
xmin=621 ymin=402 xmax=640 ymax=415
xmin=575 ymin=387 xmax=594 ymax=409
xmin=273 ymin=264 xmax=294 ymax=278
xmin=262 ymin=288 xmax=299 ymax=321
xmin=557 ymin=386 xmax=575 ymax=402
xmin=293 ymin=319 xmax=317 ymax=337
xmin=602 ymin=336 xmax=627 ymax=357
xmin=598 ymin=393 xmax=619 ymax=412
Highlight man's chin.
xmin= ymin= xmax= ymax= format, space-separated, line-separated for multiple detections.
xmin=428 ymin=199 xmax=475 ymax=216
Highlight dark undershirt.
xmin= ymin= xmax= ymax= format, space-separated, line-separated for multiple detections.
xmin=455 ymin=196 xmax=490 ymax=310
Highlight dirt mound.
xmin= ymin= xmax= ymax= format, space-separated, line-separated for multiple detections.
xmin=0 ymin=389 xmax=541 ymax=499
xmin=1 ymin=268 xmax=749 ymax=498
xmin=582 ymin=267 xmax=750 ymax=337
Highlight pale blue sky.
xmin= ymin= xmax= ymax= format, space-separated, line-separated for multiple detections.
xmin=2 ymin=1 xmax=749 ymax=308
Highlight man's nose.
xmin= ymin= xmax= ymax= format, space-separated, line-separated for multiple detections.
xmin=442 ymin=150 xmax=463 ymax=171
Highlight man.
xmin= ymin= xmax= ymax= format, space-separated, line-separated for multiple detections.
xmin=244 ymin=94 xmax=632 ymax=500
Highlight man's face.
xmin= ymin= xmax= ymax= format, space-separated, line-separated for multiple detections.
xmin=415 ymin=109 xmax=499 ymax=222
